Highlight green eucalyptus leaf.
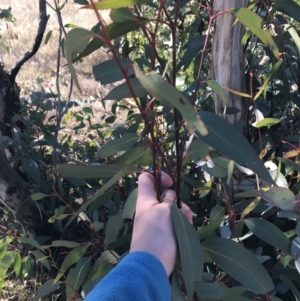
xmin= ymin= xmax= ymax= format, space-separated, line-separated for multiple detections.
xmin=54 ymin=163 xmax=140 ymax=178
xmin=13 ymin=252 xmax=22 ymax=278
xmin=83 ymin=0 xmax=151 ymax=10
xmin=197 ymin=111 xmax=274 ymax=184
xmin=93 ymin=59 xmax=134 ymax=85
xmin=104 ymin=78 xmax=148 ymax=100
xmin=65 ymin=28 xmax=94 ymax=91
xmin=31 ymin=193 xmax=47 ymax=201
xmin=97 ymin=134 xmax=139 ymax=158
xmin=171 ymin=268 xmax=186 ymax=301
xmin=229 ymin=8 xmax=279 ymax=59
xmin=244 ymin=218 xmax=291 ymax=254
xmin=50 ymin=241 xmax=81 ymax=248
xmin=66 ymin=257 xmax=91 ymax=299
xmin=104 ymin=211 xmax=124 ymax=245
xmin=255 ymin=118 xmax=281 ymax=128
xmin=256 ymin=187 xmax=295 ymax=210
xmin=55 ymin=245 xmax=89 ymax=283
xmin=187 ymin=139 xmax=209 ymax=161
xmin=194 ymin=281 xmax=224 ymax=299
xmin=75 ymin=19 xmax=149 ymax=61
xmin=32 ymin=280 xmax=61 ymax=301
xmin=110 ymin=8 xmax=134 ymax=22
xmin=122 ymin=188 xmax=137 ymax=219
xmin=112 ymin=147 xmax=153 ymax=166
xmin=171 ymin=205 xmax=203 ymax=301
xmin=278 ymin=157 xmax=300 ymax=173
xmin=133 ymin=63 xmax=208 ymax=136
xmin=202 ymin=238 xmax=274 ymax=294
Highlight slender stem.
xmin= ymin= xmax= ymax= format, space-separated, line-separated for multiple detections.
xmin=89 ymin=0 xmax=178 ymax=197
xmin=172 ymin=0 xmax=182 ymax=207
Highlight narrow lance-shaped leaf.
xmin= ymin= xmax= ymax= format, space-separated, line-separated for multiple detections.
xmin=254 ymin=61 xmax=282 ymax=101
xmin=93 ymin=59 xmax=134 ymax=85
xmin=65 ymin=28 xmax=94 ymax=91
xmin=133 ymin=63 xmax=208 ymax=136
xmin=255 ymin=118 xmax=281 ymax=128
xmin=229 ymin=8 xmax=280 ymax=59
xmin=55 ymin=245 xmax=89 ymax=283
xmin=97 ymin=134 xmax=139 ymax=159
xmin=197 ymin=111 xmax=274 ymax=184
xmin=75 ymin=19 xmax=149 ymax=62
xmin=32 ymin=280 xmax=61 ymax=301
xmin=171 ymin=205 xmax=203 ymax=301
xmin=64 ymin=164 xmax=136 ymax=230
xmin=54 ymin=163 xmax=140 ymax=178
xmin=244 ymin=218 xmax=291 ymax=254
xmin=256 ymin=187 xmax=295 ymax=210
xmin=202 ymin=238 xmax=274 ymax=294
xmin=83 ymin=0 xmax=151 ymax=10
xmin=207 ymin=80 xmax=226 ymax=114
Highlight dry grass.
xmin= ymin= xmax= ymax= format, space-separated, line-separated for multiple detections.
xmin=0 ymin=0 xmax=112 ymax=99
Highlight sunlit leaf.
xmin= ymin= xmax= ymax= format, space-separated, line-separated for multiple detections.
xmin=13 ymin=252 xmax=22 ymax=278
xmin=223 ymin=87 xmax=251 ymax=98
xmin=202 ymin=238 xmax=274 ymax=294
xmin=256 ymin=187 xmax=295 ymax=210
xmin=255 ymin=118 xmax=281 ymax=128
xmin=83 ymin=0 xmax=151 ymax=10
xmin=229 ymin=8 xmax=280 ymax=59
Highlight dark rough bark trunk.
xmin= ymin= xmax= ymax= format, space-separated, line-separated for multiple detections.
xmin=212 ymin=0 xmax=248 ymax=126
xmin=0 ymin=0 xmax=49 ymax=236
xmin=0 ymin=65 xmax=46 ymax=237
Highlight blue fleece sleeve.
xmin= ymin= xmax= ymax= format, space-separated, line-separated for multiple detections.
xmin=85 ymin=251 xmax=171 ymax=301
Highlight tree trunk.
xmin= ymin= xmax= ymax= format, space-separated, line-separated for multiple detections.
xmin=0 ymin=0 xmax=49 ymax=237
xmin=212 ymin=0 xmax=248 ymax=126
xmin=0 ymin=65 xmax=45 ymax=237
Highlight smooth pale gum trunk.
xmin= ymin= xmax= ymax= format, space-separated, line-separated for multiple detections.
xmin=212 ymin=0 xmax=248 ymax=126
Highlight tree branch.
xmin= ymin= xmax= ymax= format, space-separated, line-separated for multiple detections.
xmin=9 ymin=0 xmax=49 ymax=82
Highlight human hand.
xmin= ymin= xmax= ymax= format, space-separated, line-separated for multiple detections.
xmin=130 ymin=172 xmax=193 ymax=276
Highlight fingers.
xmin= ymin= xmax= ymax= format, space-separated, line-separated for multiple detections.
xmin=160 ymin=172 xmax=173 ymax=188
xmin=180 ymin=202 xmax=193 ymax=224
xmin=160 ymin=189 xmax=176 ymax=205
xmin=137 ymin=172 xmax=156 ymax=201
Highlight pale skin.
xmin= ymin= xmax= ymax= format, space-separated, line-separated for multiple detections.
xmin=130 ymin=172 xmax=193 ymax=276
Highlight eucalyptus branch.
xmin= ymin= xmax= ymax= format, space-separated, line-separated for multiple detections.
xmin=88 ymin=0 xmax=179 ymax=198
